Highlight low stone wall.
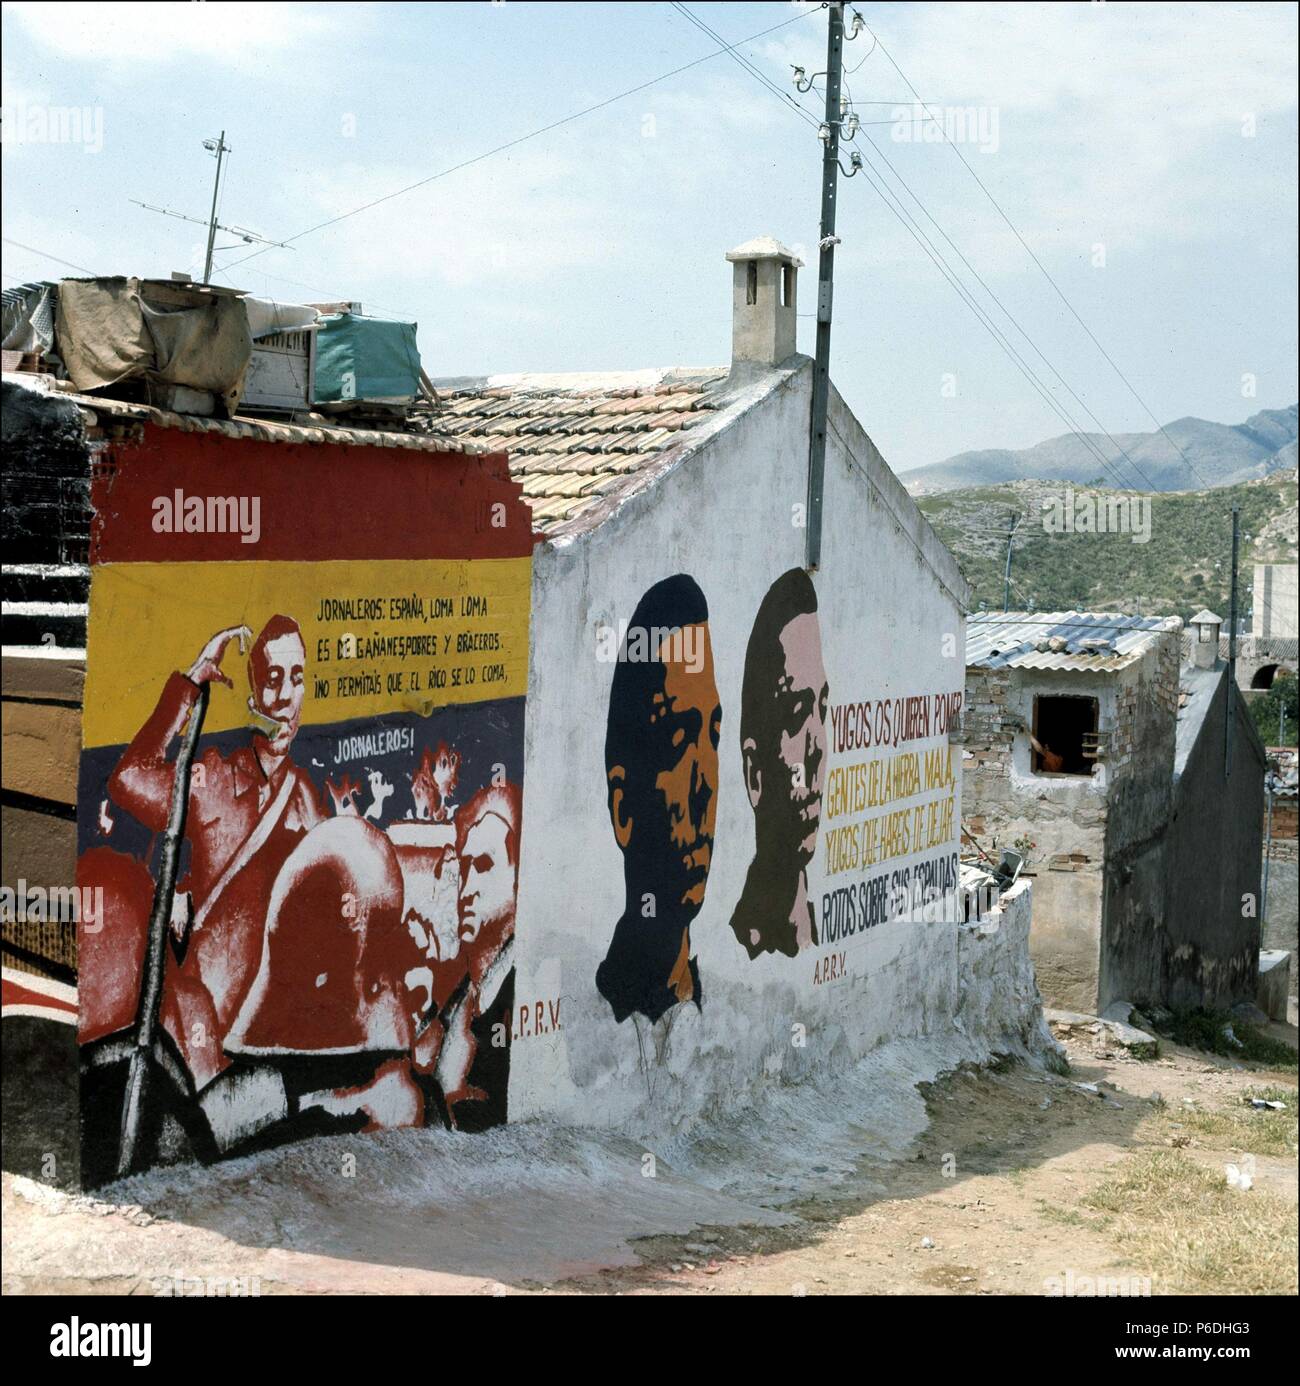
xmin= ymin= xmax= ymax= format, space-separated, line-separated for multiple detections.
xmin=955 ymin=878 xmax=1059 ymax=1062
xmin=1262 ymin=849 xmax=1297 ymax=999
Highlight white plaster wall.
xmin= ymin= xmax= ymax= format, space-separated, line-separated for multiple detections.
xmin=955 ymin=879 xmax=1058 ymax=1057
xmin=508 ymin=365 xmax=971 ymax=1138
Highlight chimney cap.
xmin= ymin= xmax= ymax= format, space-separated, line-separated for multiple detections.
xmin=1189 ymin=608 xmax=1222 ymax=625
xmin=725 ymin=235 xmax=803 ymax=267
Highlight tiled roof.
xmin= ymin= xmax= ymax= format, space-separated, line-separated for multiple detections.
xmin=1177 ymin=633 xmax=1299 ymax=661
xmin=2 ymin=372 xmax=477 ymax=454
xmin=76 ymin=393 xmax=478 ymax=454
xmin=966 ymin=611 xmax=1181 ymax=672
xmin=431 ymin=368 xmax=730 ymax=534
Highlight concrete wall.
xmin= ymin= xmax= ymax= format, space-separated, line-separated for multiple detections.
xmin=1253 ymin=563 xmax=1298 ymax=639
xmin=958 ymin=665 xmax=1113 ymax=1012
xmin=961 ymin=636 xmax=1188 ymax=1014
xmin=509 ymin=364 xmax=974 ymax=1138
xmin=1262 ymin=845 xmax=1297 ymax=1002
xmin=1162 ymin=672 xmax=1265 ymax=1009
xmin=955 ymin=878 xmax=1056 ymax=1054
xmin=64 ymin=412 xmax=533 ymax=1187
xmin=1099 ymin=634 xmax=1180 ymax=1010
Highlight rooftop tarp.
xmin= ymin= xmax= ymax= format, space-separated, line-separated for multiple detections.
xmin=312 ymin=311 xmax=420 ymax=406
xmin=55 ymin=277 xmax=251 ymax=415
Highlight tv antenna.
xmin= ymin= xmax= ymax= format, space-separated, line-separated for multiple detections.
xmin=131 ymin=131 xmax=291 ymax=283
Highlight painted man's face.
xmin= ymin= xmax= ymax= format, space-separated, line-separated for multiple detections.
xmin=251 ymin=632 xmax=306 ymax=753
xmin=766 ymin=611 xmax=828 ymax=863
xmin=645 ymin=623 xmax=721 ymax=911
xmin=457 ymin=810 xmax=515 ymax=947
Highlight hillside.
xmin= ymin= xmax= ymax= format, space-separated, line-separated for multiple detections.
xmin=916 ymin=470 xmax=1299 ymax=620
xmin=903 ymin=405 xmax=1298 ymax=495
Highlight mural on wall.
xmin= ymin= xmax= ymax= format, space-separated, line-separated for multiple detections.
xmin=597 ymin=575 xmax=720 ymax=1023
xmin=730 ymin=568 xmax=829 ymax=959
xmin=75 ymin=430 xmax=531 ymax=1185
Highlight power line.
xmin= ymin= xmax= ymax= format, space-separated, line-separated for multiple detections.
xmin=2 ymin=237 xmax=97 ymax=277
xmin=212 ymin=3 xmax=826 ymax=280
xmin=855 ymin=132 xmax=1162 ymax=491
xmin=853 ymin=154 xmax=1146 ymax=494
xmin=675 ymin=3 xmax=1169 ymax=496
xmin=670 ymin=6 xmax=1152 ymax=496
xmin=671 ymin=1 xmax=827 ymax=140
xmin=857 ymin=15 xmax=1216 ymax=491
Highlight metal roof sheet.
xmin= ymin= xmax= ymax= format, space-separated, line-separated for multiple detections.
xmin=966 ymin=611 xmax=1181 ymax=673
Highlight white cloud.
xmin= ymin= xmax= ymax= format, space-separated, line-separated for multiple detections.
xmin=4 ymin=1 xmax=336 ymax=65
xmin=758 ymin=0 xmax=1298 ymax=269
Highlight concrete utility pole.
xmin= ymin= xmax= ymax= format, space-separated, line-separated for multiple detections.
xmin=805 ymin=2 xmax=845 ymax=571
xmin=202 ymin=130 xmax=230 ymax=284
xmin=1226 ymin=503 xmax=1240 ymax=779
xmin=1003 ymin=511 xmax=1020 ymax=611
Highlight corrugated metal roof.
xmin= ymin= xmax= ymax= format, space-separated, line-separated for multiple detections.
xmin=966 ymin=611 xmax=1181 ymax=673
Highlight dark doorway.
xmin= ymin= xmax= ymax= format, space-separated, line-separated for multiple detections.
xmin=1251 ymin=664 xmax=1279 ymax=690
xmin=1032 ymin=694 xmax=1100 ymax=776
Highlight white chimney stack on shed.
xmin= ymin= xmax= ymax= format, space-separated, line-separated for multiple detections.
xmin=726 ymin=236 xmax=802 ymax=373
xmin=1189 ymin=609 xmax=1222 ymax=669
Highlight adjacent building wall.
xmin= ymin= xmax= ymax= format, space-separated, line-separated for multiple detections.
xmin=1098 ymin=634 xmax=1180 ymax=1010
xmin=1253 ymin=563 xmax=1298 ymax=640
xmin=1 ymin=381 xmax=90 ymax=985
xmin=8 ymin=359 xmax=1065 ymax=1188
xmin=958 ymin=636 xmax=1180 ymax=1014
xmin=509 ymin=365 xmax=974 ymax=1138
xmin=957 ymin=665 xmax=1112 ymax=1012
xmin=1163 ymin=671 xmax=1265 ymax=1009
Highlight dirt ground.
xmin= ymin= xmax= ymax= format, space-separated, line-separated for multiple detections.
xmin=4 ymin=1020 xmax=1296 ymax=1297
xmin=568 ymin=1020 xmax=1298 ymax=1297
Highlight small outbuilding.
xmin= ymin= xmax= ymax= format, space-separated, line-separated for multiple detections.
xmin=959 ymin=610 xmax=1265 ymax=1014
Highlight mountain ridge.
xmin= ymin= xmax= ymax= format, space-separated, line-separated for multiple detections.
xmin=915 ymin=470 xmax=1298 ymax=621
xmin=903 ymin=404 xmax=1298 ymax=494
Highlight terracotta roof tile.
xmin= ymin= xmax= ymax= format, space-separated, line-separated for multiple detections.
xmin=431 ymin=371 xmax=728 ymax=534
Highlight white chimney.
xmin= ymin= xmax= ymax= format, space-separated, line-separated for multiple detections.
xmin=1189 ymin=609 xmax=1222 ymax=669
xmin=725 ymin=236 xmax=802 ymax=372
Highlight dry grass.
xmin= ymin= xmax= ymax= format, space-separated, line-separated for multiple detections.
xmin=1142 ymin=1083 xmax=1299 ymax=1159
xmin=1083 ymin=1149 xmax=1297 ymax=1295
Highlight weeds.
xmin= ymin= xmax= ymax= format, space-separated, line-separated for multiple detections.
xmin=1147 ymin=1007 xmax=1297 ymax=1067
xmin=1084 ymin=1149 xmax=1297 ymax=1295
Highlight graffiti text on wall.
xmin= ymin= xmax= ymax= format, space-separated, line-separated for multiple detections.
xmin=76 ymin=433 xmax=531 ymax=1186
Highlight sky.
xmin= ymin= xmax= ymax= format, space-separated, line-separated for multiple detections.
xmin=2 ymin=0 xmax=1297 ymax=472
